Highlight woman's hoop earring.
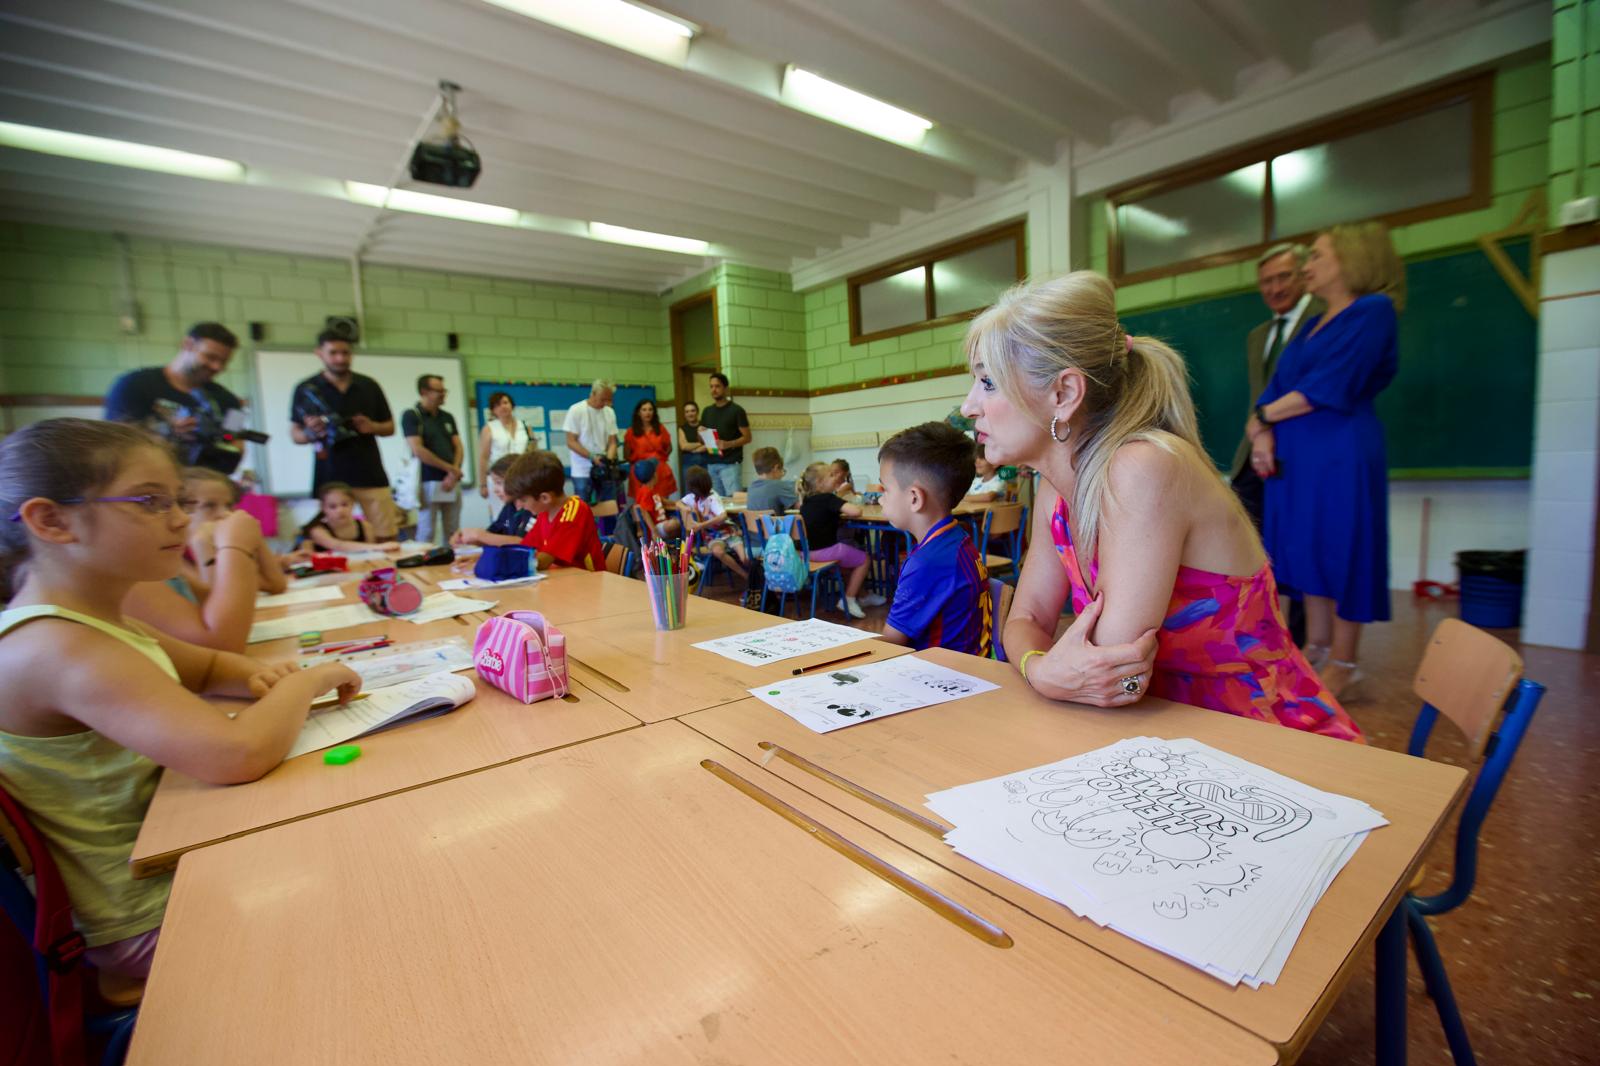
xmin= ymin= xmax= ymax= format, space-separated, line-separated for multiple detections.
xmin=1050 ymin=416 xmax=1070 ymax=444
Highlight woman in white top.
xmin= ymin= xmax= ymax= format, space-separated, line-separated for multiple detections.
xmin=476 ymin=391 xmax=532 ymax=498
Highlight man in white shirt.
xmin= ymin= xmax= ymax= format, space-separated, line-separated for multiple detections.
xmin=1232 ymin=244 xmax=1319 ymax=645
xmin=563 ymin=379 xmax=619 ymax=504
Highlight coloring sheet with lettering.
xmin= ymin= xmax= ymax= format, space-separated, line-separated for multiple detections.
xmin=301 ymin=637 xmax=476 ymax=690
xmin=403 ymin=593 xmax=496 ymax=624
xmin=693 ymin=617 xmax=873 ymax=667
xmin=748 ymin=655 xmax=999 ymax=732
xmin=925 ymin=738 xmax=1386 ymax=987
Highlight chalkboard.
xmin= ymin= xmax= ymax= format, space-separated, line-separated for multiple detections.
xmin=473 ymin=381 xmax=656 ymax=475
xmin=1122 ymin=241 xmax=1535 ymax=478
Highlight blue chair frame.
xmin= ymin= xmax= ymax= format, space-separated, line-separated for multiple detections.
xmin=758 ymin=514 xmax=842 ymax=619
xmin=1375 ymin=619 xmax=1545 ymax=1066
xmin=976 ymin=503 xmax=1027 ymax=582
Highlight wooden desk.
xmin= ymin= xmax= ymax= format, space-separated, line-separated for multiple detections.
xmin=561 ymin=599 xmax=909 ymax=723
xmin=127 ymin=722 xmax=1274 ymax=1066
xmin=682 ymin=649 xmax=1468 ymax=1061
xmin=130 ymin=671 xmax=639 ymax=878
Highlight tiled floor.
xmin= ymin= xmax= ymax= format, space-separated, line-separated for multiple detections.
xmin=701 ymin=576 xmax=1600 ymax=1064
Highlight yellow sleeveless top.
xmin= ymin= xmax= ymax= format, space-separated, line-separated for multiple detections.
xmin=0 ymin=605 xmax=175 ymax=946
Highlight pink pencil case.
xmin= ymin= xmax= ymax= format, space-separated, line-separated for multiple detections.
xmin=473 ymin=611 xmax=568 ymax=704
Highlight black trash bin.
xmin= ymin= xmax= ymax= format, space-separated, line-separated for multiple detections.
xmin=1455 ymin=549 xmax=1526 ymax=628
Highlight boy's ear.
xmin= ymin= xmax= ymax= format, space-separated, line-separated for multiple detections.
xmin=906 ymin=483 xmax=927 ymax=513
xmin=16 ymin=498 xmax=81 ymax=545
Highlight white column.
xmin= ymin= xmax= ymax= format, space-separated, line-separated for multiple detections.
xmin=1523 ymin=244 xmax=1600 ymax=648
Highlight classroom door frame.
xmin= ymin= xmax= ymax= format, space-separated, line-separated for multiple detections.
xmin=669 ymin=288 xmax=719 ymax=416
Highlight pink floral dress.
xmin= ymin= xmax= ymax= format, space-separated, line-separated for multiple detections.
xmin=1050 ymin=499 xmax=1363 ymax=742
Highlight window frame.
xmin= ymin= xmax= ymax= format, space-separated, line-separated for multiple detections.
xmin=1106 ymin=75 xmax=1492 ymax=286
xmin=847 ymin=220 xmax=1026 ymax=345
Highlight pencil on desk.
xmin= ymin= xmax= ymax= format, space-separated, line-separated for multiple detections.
xmin=310 ymin=691 xmax=370 ymax=709
xmin=793 ymin=649 xmax=871 ymax=675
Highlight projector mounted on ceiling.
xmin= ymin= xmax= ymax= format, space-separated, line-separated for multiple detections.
xmin=409 ymin=80 xmax=481 ymax=189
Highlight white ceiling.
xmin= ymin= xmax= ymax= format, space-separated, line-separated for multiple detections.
xmin=0 ymin=0 xmax=1548 ymax=292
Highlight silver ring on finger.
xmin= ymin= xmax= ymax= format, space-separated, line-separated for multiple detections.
xmin=1119 ymin=674 xmax=1142 ymax=695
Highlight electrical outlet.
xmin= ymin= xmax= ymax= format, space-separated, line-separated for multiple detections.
xmin=1559 ymin=196 xmax=1599 ymax=227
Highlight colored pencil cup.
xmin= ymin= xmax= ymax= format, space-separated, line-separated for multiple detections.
xmin=644 ymin=570 xmax=689 ymax=631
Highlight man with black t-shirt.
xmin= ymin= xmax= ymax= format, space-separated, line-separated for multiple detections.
xmin=105 ymin=322 xmax=250 ymax=473
xmin=697 ymin=371 xmax=752 ymax=497
xmin=289 ymin=331 xmax=400 ymax=538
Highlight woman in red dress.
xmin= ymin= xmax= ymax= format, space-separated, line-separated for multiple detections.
xmin=623 ymin=398 xmax=676 ymax=499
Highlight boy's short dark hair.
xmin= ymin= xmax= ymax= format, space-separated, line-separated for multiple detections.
xmin=488 ymin=455 xmax=519 ymax=479
xmin=504 ymin=451 xmax=566 ymax=500
xmin=752 ymin=447 xmax=782 ymax=475
xmin=684 ymin=465 xmax=712 ymax=498
xmin=186 ymin=322 xmax=238 ymax=350
xmin=877 ymin=422 xmax=976 ymax=514
xmin=708 ymin=371 xmax=729 ymax=388
xmin=315 ymin=329 xmax=351 ymax=348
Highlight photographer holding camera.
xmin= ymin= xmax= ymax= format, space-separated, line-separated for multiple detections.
xmin=563 ymin=379 xmax=621 ymax=506
xmin=289 ymin=331 xmax=401 ymax=539
xmin=104 ymin=322 xmax=265 ymax=475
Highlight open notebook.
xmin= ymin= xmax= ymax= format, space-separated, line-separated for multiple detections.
xmin=287 ymin=672 xmax=477 ymax=760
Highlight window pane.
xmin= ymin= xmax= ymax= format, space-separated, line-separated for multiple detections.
xmin=1117 ymin=163 xmax=1263 ymax=275
xmin=859 ymin=266 xmax=927 ymax=335
xmin=1272 ymin=101 xmax=1473 ymax=237
xmin=933 ymin=237 xmax=1019 ymax=316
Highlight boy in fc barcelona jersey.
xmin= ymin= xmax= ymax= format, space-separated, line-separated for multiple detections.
xmin=875 ymin=422 xmax=992 ymax=657
xmin=506 ymin=451 xmax=606 ymax=572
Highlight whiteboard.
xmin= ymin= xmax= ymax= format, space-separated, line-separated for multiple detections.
xmin=252 ymin=350 xmax=472 ymax=498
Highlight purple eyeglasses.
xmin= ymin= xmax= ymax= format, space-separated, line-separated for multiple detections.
xmin=7 ymin=493 xmax=194 ymax=521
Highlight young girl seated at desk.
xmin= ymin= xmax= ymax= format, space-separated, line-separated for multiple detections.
xmin=680 ymin=465 xmax=748 ymax=581
xmin=301 ymin=481 xmax=401 ymax=554
xmin=181 ymin=466 xmax=291 ymax=594
xmin=0 ymin=419 xmax=359 ymax=986
xmin=798 ymin=462 xmax=876 ymax=618
xmin=452 ymin=455 xmax=533 ymax=548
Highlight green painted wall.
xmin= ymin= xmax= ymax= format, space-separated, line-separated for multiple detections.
xmin=0 ymin=223 xmax=673 ymax=401
xmin=1086 ymin=57 xmax=1552 ymax=313
xmin=661 ymin=263 xmax=807 ymax=393
xmin=1551 ymin=0 xmax=1600 ymax=219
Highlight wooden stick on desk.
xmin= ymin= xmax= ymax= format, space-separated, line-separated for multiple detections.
xmin=757 ymin=741 xmax=951 ymax=840
xmin=701 ymin=758 xmax=1012 ymax=948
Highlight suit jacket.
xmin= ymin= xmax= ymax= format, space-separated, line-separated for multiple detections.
xmin=1230 ymin=297 xmax=1325 ymax=478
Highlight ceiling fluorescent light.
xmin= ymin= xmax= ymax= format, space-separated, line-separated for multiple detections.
xmin=483 ymin=0 xmax=695 ymax=65
xmin=346 ymin=181 xmax=520 ymax=225
xmin=782 ymin=68 xmax=932 ymax=146
xmin=0 ymin=122 xmax=245 ymax=181
xmin=589 ymin=221 xmax=708 ymax=255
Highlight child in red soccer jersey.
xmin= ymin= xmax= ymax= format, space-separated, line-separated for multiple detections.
xmin=506 ymin=451 xmax=606 ymax=572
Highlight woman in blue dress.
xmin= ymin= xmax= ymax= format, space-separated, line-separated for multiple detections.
xmin=1244 ymin=221 xmax=1404 ymax=700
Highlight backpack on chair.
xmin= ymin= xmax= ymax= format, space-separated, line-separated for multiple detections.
xmin=761 ymin=518 xmax=807 ymax=594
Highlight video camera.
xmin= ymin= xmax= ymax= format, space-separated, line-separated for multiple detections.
xmin=589 ymin=455 xmax=624 ymax=499
xmin=291 ymin=384 xmax=362 ymax=456
xmin=151 ymin=398 xmax=269 ymax=475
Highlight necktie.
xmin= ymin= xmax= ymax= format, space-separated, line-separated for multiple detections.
xmin=1264 ymin=316 xmax=1288 ymax=369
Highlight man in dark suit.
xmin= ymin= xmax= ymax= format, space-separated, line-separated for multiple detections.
xmin=1233 ymin=244 xmax=1320 ymax=646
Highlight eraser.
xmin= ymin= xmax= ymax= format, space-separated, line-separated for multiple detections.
xmin=323 ymin=744 xmax=361 ymax=765
xmin=298 ymin=631 xmax=322 ymax=647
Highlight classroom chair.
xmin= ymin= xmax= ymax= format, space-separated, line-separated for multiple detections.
xmin=627 ymin=504 xmax=661 ymax=545
xmin=1374 ymin=617 xmax=1545 ymax=1066
xmin=978 ymin=503 xmax=1027 ymax=580
xmin=757 ymin=514 xmax=843 ymax=620
xmin=603 ymin=542 xmax=631 ymax=577
xmin=987 ymin=577 xmax=1015 ymax=662
xmin=735 ymin=509 xmax=772 ymax=559
xmin=591 ymin=499 xmax=620 ymax=539
xmin=0 ymin=790 xmax=138 ymax=1066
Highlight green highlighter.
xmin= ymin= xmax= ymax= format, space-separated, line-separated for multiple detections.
xmin=323 ymin=744 xmax=362 ymax=766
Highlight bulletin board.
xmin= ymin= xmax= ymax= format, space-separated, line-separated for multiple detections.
xmin=473 ymin=382 xmax=657 ymax=473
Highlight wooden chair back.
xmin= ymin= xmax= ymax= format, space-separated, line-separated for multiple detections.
xmin=590 ymin=500 xmax=620 ymax=518
xmin=1412 ymin=618 xmax=1524 ymax=759
xmin=985 ymin=503 xmax=1024 ymax=539
xmin=603 ymin=542 xmax=629 ymax=575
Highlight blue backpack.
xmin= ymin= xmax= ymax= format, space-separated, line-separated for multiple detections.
xmin=762 ymin=517 xmax=809 ymax=593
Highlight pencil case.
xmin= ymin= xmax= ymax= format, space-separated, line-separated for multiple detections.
xmin=357 ymin=567 xmax=424 ymax=616
xmin=475 ymin=544 xmax=534 ymax=582
xmin=397 ymin=546 xmax=454 ymax=568
xmin=310 ymin=553 xmax=348 ymax=572
xmin=473 ymin=611 xmax=568 ymax=704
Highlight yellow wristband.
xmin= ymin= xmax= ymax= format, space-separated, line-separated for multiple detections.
xmin=1019 ymin=649 xmax=1045 ymax=682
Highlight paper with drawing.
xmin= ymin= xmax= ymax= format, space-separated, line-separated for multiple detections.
xmin=693 ymin=617 xmax=872 ymax=667
xmin=925 ymin=737 xmax=1386 ymax=987
xmin=749 ymin=655 xmax=999 ymax=733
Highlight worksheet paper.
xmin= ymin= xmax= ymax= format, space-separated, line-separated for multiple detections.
xmin=403 ymin=593 xmax=496 ymax=624
xmin=256 ymin=585 xmax=346 ymax=609
xmin=924 ymin=737 xmax=1386 ymax=987
xmin=436 ymin=574 xmax=545 ymax=591
xmin=301 ymin=637 xmax=476 ymax=690
xmin=748 ymin=655 xmax=999 ymax=733
xmin=286 ymin=672 xmax=477 ymax=759
xmin=693 ymin=618 xmax=872 ymax=667
xmin=248 ymin=603 xmax=382 ymax=643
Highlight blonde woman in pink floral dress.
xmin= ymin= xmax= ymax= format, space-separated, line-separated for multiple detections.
xmin=961 ymin=272 xmax=1361 ymax=743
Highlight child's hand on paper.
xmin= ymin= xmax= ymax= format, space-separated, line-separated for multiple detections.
xmin=308 ymin=663 xmax=362 ymax=705
xmin=247 ymin=660 xmax=303 ymax=698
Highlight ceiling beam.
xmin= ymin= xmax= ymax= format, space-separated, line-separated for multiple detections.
xmin=1203 ymin=0 xmax=1317 ymax=72
xmin=1075 ymin=0 xmax=1252 ymax=102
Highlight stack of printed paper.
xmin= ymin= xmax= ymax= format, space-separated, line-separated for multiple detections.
xmin=925 ymin=737 xmax=1387 ymax=987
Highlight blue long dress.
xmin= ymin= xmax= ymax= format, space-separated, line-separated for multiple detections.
xmin=1257 ymin=293 xmax=1397 ymax=624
